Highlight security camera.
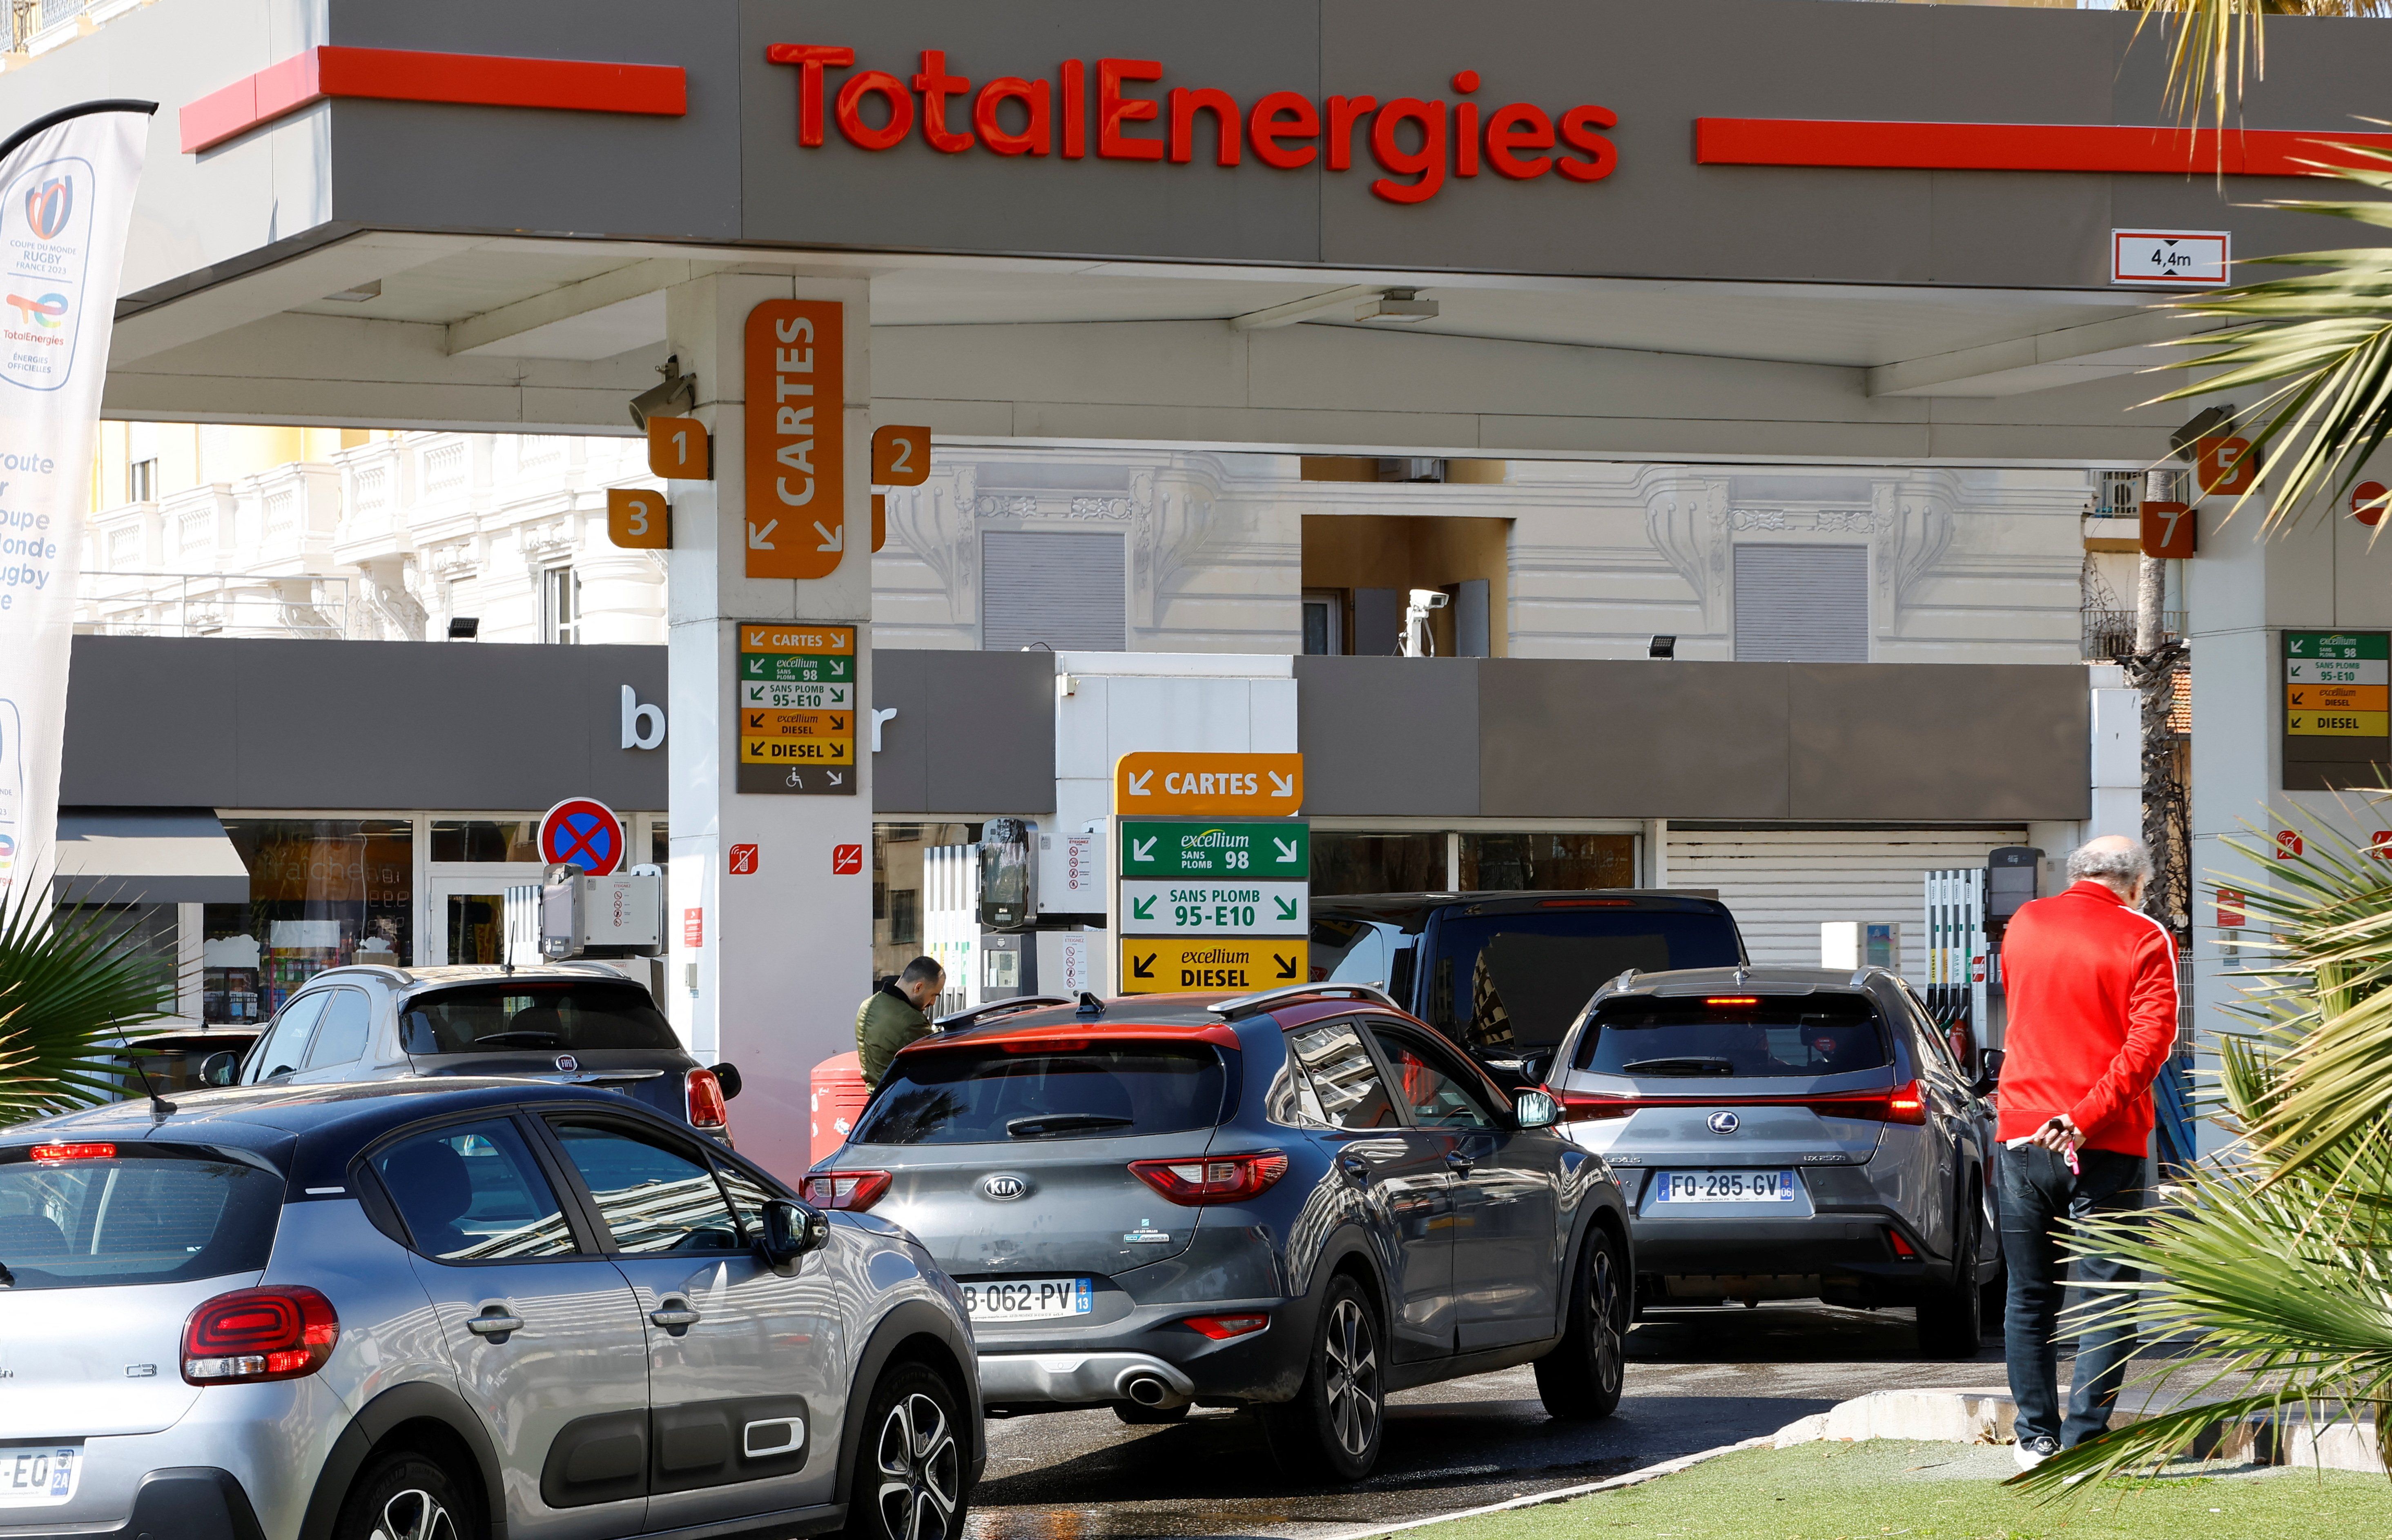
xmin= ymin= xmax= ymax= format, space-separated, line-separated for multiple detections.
xmin=629 ymin=354 xmax=698 ymax=431
xmin=1408 ymin=588 xmax=1449 ymax=610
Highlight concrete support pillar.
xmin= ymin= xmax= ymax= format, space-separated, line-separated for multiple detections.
xmin=664 ymin=270 xmax=873 ymax=1181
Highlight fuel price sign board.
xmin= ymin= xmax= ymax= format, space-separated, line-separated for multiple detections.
xmin=736 ymin=622 xmax=859 ymax=795
xmin=2284 ymin=630 xmax=2390 ymax=790
xmin=1121 ymin=937 xmax=1310 ymax=994
xmin=1118 ymin=820 xmax=1309 ymax=879
xmin=1119 ymin=879 xmax=1308 ymax=935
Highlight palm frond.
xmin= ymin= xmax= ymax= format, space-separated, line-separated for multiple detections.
xmin=0 ymin=882 xmax=181 ymax=1124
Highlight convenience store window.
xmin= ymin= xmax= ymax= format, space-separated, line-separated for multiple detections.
xmin=1457 ymin=833 xmax=1636 ymax=891
xmin=210 ymin=819 xmax=413 ymax=1020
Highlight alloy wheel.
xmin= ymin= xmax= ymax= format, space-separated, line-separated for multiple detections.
xmin=876 ymin=1391 xmax=962 ymax=1540
xmin=370 ymin=1490 xmax=457 ymax=1540
xmin=1589 ymin=1244 xmax=1624 ymax=1396
xmin=1323 ymin=1296 xmax=1381 ymax=1457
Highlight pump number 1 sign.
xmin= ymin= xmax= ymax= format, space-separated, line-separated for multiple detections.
xmin=736 ymin=622 xmax=859 ymax=795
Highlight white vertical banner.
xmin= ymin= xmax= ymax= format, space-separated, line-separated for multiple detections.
xmin=0 ymin=102 xmax=150 ymax=903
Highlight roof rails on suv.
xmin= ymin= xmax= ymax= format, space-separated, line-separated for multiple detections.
xmin=1209 ymin=982 xmax=1402 ymax=1021
xmin=934 ymin=996 xmax=1073 ymax=1032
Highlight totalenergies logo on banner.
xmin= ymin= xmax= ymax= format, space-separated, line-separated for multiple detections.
xmin=766 ymin=46 xmax=1616 ymax=205
xmin=4 ymin=293 xmax=66 ymax=329
xmin=22 ymin=176 xmax=69 ymax=241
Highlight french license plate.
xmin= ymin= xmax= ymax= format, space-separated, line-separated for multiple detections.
xmin=961 ymin=1277 xmax=1095 ymax=1322
xmin=0 ymin=1446 xmax=77 ymax=1507
xmin=1651 ymin=1169 xmax=1799 ymax=1204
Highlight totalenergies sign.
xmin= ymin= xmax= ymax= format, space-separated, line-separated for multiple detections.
xmin=765 ymin=47 xmax=1616 ymax=206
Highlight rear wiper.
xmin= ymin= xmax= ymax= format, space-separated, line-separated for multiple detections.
xmin=472 ymin=1030 xmax=564 ymax=1047
xmin=1621 ymin=1056 xmax=1737 ymax=1076
xmin=1006 ymin=1113 xmax=1134 ymax=1138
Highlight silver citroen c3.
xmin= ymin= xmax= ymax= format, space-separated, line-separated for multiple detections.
xmin=0 ymin=1077 xmax=981 ymax=1540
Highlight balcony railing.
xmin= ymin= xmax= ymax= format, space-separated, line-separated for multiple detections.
xmin=2082 ymin=608 xmax=2186 ymax=662
xmin=77 ymin=572 xmax=356 ymax=641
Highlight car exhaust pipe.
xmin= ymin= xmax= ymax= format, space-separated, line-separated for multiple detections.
xmin=1123 ymin=1373 xmax=1170 ymax=1407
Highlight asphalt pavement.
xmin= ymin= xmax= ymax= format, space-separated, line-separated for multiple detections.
xmin=963 ymin=1302 xmax=2011 ymax=1540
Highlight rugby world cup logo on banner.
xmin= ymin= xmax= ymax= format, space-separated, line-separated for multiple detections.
xmin=24 ymin=176 xmax=69 ymax=241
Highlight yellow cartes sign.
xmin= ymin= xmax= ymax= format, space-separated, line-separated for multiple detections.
xmin=1112 ymin=752 xmax=1304 ymax=815
xmin=1119 ymin=937 xmax=1310 ymax=995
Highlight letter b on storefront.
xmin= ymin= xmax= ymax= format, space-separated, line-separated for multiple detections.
xmin=621 ymin=685 xmax=666 ymax=750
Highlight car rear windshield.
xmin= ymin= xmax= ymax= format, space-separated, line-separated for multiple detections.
xmin=0 ymin=1147 xmax=282 ymax=1289
xmin=401 ymin=981 xmax=678 ymax=1054
xmin=1573 ymin=993 xmax=1892 ymax=1079
xmin=854 ymin=1041 xmax=1229 ymax=1144
xmin=1425 ymin=909 xmax=1744 ymax=1055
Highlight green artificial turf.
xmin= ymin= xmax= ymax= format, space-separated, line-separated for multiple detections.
xmin=1398 ymin=1439 xmax=2392 ymax=1540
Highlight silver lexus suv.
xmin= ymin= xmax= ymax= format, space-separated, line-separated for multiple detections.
xmin=0 ymin=1078 xmax=981 ymax=1540
xmin=1540 ymin=966 xmax=2002 ymax=1356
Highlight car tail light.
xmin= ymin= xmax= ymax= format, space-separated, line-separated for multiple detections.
xmin=801 ymin=1170 xmax=892 ymax=1211
xmin=1551 ymin=1081 xmax=1930 ymax=1125
xmin=1704 ymin=997 xmax=1761 ymax=1007
xmin=1886 ymin=1228 xmax=1919 ymax=1260
xmin=1182 ymin=1313 xmax=1270 ymax=1340
xmin=685 ymin=1068 xmax=729 ymax=1130
xmin=1128 ymin=1151 xmax=1290 ymax=1206
xmin=27 ymin=1142 xmax=115 ymax=1162
xmin=182 ymin=1286 xmax=338 ymax=1384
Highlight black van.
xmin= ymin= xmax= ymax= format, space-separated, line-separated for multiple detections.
xmin=1308 ymin=891 xmax=1748 ymax=1068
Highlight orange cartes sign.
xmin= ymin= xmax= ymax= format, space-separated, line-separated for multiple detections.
xmin=745 ymin=298 xmax=845 ymax=579
xmin=1113 ymin=752 xmax=1304 ymax=814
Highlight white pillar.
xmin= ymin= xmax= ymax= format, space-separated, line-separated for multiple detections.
xmin=665 ymin=271 xmax=873 ymax=1182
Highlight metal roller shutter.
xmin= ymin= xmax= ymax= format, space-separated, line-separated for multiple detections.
xmin=980 ymin=530 xmax=1126 ymax=651
xmin=1665 ymin=827 xmax=2029 ymax=979
xmin=1732 ymin=542 xmax=1868 ymax=662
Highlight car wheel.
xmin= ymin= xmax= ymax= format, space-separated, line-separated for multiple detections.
xmin=1914 ymin=1205 xmax=1986 ymax=1360
xmin=849 ymin=1362 xmax=968 ymax=1540
xmin=1263 ymin=1274 xmax=1385 ymax=1482
xmin=1114 ymin=1401 xmax=1190 ymax=1426
xmin=1534 ymin=1223 xmax=1629 ymax=1420
xmin=333 ymin=1448 xmax=476 ymax=1540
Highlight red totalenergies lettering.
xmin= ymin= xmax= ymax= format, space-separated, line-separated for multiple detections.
xmin=765 ymin=47 xmax=1616 ymax=205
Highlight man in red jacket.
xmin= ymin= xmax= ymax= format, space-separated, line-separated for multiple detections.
xmin=1996 ymin=835 xmax=2178 ymax=1469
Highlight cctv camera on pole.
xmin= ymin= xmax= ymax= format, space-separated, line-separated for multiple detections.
xmin=1401 ymin=588 xmax=1449 ymax=658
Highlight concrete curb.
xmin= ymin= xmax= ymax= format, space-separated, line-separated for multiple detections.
xmin=1768 ymin=1387 xmax=2387 ymax=1475
xmin=1313 ymin=1435 xmax=1775 ymax=1540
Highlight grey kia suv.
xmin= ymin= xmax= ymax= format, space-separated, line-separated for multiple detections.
xmin=1538 ymin=965 xmax=2002 ymax=1356
xmin=0 ymin=1078 xmax=981 ymax=1540
xmin=224 ymin=964 xmax=743 ymax=1139
xmin=804 ymin=984 xmax=1634 ymax=1482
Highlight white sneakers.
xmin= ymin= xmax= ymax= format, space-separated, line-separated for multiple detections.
xmin=2013 ymin=1435 xmax=2061 ymax=1471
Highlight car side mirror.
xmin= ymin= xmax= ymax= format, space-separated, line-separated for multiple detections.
xmin=200 ymin=1051 xmax=240 ymax=1088
xmin=1974 ymin=1048 xmax=2005 ymax=1094
xmin=1514 ymin=1089 xmax=1560 ymax=1130
xmin=758 ymin=1198 xmax=828 ymax=1270
xmin=710 ymin=1062 xmax=743 ymax=1101
xmin=1516 ymin=1049 xmax=1554 ymax=1086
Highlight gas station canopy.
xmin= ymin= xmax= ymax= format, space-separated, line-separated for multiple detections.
xmin=17 ymin=0 xmax=2392 ymax=461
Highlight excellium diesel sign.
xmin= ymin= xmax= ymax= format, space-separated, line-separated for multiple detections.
xmin=765 ymin=46 xmax=1617 ymax=204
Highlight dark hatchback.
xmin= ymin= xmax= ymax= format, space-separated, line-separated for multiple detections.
xmin=1309 ymin=891 xmax=1748 ymax=1065
xmin=805 ymin=984 xmax=1634 ymax=1483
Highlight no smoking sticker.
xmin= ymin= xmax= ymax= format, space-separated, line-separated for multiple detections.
xmin=832 ymin=843 xmax=863 ymax=875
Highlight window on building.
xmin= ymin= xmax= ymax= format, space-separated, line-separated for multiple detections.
xmin=889 ymin=888 xmax=920 ymax=946
xmin=127 ymin=457 xmax=158 ymax=504
xmin=1312 ymin=832 xmax=1447 ymax=896
xmin=1302 ymin=590 xmax=1345 ymax=655
xmin=212 ymin=819 xmax=415 ymax=1021
xmin=1458 ymin=832 xmax=1637 ymax=891
xmin=980 ymin=531 xmax=1125 ymax=651
xmin=542 ymin=566 xmax=581 ymax=645
xmin=872 ymin=822 xmax=981 ymax=985
xmin=1732 ymin=543 xmax=1868 ymax=663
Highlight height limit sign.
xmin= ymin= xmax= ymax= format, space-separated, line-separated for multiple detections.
xmin=736 ymin=621 xmax=859 ymax=795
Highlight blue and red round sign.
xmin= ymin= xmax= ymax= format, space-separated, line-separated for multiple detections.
xmin=537 ymin=797 xmax=624 ymax=876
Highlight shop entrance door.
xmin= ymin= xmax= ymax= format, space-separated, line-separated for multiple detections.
xmin=424 ymin=870 xmax=547 ymax=965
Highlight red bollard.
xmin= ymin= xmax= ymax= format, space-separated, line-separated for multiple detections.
xmin=809 ymin=1051 xmax=872 ymax=1166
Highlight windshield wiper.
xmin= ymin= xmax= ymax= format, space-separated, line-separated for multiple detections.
xmin=1621 ymin=1055 xmax=1737 ymax=1077
xmin=1006 ymin=1113 xmax=1134 ymax=1138
xmin=472 ymin=1030 xmax=564 ymax=1047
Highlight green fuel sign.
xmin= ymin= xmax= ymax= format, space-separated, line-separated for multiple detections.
xmin=1118 ymin=819 xmax=1309 ymax=879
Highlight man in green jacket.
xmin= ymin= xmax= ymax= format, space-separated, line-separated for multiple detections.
xmin=856 ymin=955 xmax=945 ymax=1088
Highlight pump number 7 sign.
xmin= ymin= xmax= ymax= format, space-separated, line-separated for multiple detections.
xmin=2140 ymin=501 xmax=2195 ymax=558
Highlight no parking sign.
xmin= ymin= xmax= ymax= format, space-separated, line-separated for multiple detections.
xmin=538 ymin=797 xmax=625 ymax=876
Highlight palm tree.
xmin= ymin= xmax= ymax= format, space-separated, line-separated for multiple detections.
xmin=0 ymin=883 xmax=181 ymax=1123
